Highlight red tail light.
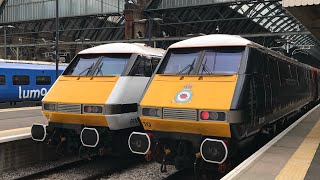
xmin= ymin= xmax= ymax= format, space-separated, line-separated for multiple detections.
xmin=200 ymin=111 xmax=210 ymax=120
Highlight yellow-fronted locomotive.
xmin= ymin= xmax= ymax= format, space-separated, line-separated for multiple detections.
xmin=128 ymin=35 xmax=320 ymax=171
xmin=31 ymin=43 xmax=164 ymax=156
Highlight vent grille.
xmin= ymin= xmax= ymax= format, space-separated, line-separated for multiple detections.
xmin=57 ymin=103 xmax=81 ymax=114
xmin=163 ymin=108 xmax=197 ymax=120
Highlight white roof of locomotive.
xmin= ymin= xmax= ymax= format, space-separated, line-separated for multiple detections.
xmin=169 ymin=34 xmax=254 ymax=49
xmin=79 ymin=43 xmax=165 ymax=57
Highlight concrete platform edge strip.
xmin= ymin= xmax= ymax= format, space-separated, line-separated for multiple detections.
xmin=0 ymin=106 xmax=41 ymax=113
xmin=0 ymin=133 xmax=31 ymax=143
xmin=221 ymin=104 xmax=320 ymax=180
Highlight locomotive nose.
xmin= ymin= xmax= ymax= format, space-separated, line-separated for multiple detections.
xmin=200 ymin=138 xmax=228 ymax=164
xmin=128 ymin=132 xmax=151 ymax=154
xmin=80 ymin=127 xmax=100 ymax=147
xmin=31 ymin=124 xmax=47 ymax=141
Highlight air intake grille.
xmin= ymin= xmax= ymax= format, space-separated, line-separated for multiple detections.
xmin=57 ymin=103 xmax=81 ymax=114
xmin=163 ymin=108 xmax=197 ymax=120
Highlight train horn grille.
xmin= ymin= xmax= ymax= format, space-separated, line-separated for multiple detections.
xmin=163 ymin=108 xmax=197 ymax=120
xmin=57 ymin=103 xmax=81 ymax=114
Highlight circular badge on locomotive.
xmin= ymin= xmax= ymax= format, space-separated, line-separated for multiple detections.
xmin=175 ymin=88 xmax=193 ymax=103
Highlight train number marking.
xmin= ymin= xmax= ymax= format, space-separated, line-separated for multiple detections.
xmin=142 ymin=122 xmax=151 ymax=127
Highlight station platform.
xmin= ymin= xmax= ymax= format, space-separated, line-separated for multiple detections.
xmin=222 ymin=104 xmax=320 ymax=180
xmin=0 ymin=106 xmax=46 ymax=143
xmin=0 ymin=106 xmax=46 ymax=131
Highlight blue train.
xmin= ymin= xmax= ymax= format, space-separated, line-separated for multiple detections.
xmin=0 ymin=60 xmax=66 ymax=103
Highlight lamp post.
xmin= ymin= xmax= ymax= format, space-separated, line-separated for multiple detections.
xmin=0 ymin=25 xmax=15 ymax=59
xmin=138 ymin=18 xmax=162 ymax=47
xmin=75 ymin=38 xmax=91 ymax=50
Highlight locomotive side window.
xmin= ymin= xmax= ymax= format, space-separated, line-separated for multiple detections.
xmin=13 ymin=75 xmax=30 ymax=85
xmin=36 ymin=76 xmax=51 ymax=85
xmin=151 ymin=58 xmax=161 ymax=73
xmin=0 ymin=75 xmax=5 ymax=85
xmin=129 ymin=56 xmax=153 ymax=77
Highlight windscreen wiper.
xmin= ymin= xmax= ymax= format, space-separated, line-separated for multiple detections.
xmin=96 ymin=62 xmax=104 ymax=76
xmin=78 ymin=63 xmax=94 ymax=76
xmin=201 ymin=58 xmax=214 ymax=75
xmin=176 ymin=58 xmax=196 ymax=75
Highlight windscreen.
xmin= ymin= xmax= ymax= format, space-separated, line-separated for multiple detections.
xmin=93 ymin=56 xmax=128 ymax=76
xmin=158 ymin=47 xmax=244 ymax=75
xmin=200 ymin=52 xmax=242 ymax=74
xmin=64 ymin=54 xmax=131 ymax=76
xmin=162 ymin=52 xmax=200 ymax=74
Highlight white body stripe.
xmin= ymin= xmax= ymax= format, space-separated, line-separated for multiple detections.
xmin=106 ymin=76 xmax=150 ymax=130
xmin=106 ymin=77 xmax=150 ymax=104
xmin=107 ymin=112 xmax=139 ymax=130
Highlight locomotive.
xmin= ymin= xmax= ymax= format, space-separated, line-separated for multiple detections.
xmin=128 ymin=34 xmax=320 ymax=171
xmin=31 ymin=43 xmax=164 ymax=156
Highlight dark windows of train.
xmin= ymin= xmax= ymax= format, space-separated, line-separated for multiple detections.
xmin=201 ymin=51 xmax=242 ymax=74
xmin=36 ymin=76 xmax=51 ymax=85
xmin=13 ymin=75 xmax=30 ymax=85
xmin=0 ymin=75 xmax=5 ymax=85
xmin=129 ymin=56 xmax=153 ymax=77
xmin=93 ymin=54 xmax=130 ymax=76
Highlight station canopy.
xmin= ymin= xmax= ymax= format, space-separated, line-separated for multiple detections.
xmin=146 ymin=0 xmax=320 ymax=67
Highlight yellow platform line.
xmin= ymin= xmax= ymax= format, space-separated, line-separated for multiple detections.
xmin=0 ymin=127 xmax=31 ymax=136
xmin=276 ymin=119 xmax=320 ymax=180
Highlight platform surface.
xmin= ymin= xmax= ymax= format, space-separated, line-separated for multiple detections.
xmin=0 ymin=106 xmax=46 ymax=131
xmin=222 ymin=104 xmax=320 ymax=180
xmin=0 ymin=107 xmax=47 ymax=143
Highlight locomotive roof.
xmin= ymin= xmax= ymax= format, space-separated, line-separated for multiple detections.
xmin=79 ymin=43 xmax=165 ymax=57
xmin=0 ymin=59 xmax=66 ymax=70
xmin=168 ymin=34 xmax=257 ymax=49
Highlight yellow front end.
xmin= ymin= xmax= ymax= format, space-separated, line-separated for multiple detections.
xmin=42 ymin=76 xmax=119 ymax=127
xmin=140 ymin=74 xmax=238 ymax=138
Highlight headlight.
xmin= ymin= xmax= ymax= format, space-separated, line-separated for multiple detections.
xmin=83 ymin=105 xmax=104 ymax=114
xmin=199 ymin=110 xmax=226 ymax=121
xmin=43 ymin=103 xmax=57 ymax=111
xmin=140 ymin=107 xmax=162 ymax=118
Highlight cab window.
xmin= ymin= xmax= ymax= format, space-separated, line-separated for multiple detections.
xmin=0 ymin=75 xmax=5 ymax=85
xmin=64 ymin=54 xmax=131 ymax=76
xmin=200 ymin=51 xmax=242 ymax=74
xmin=129 ymin=56 xmax=154 ymax=77
xmin=93 ymin=55 xmax=130 ymax=76
xmin=65 ymin=56 xmax=99 ymax=76
xmin=160 ymin=51 xmax=200 ymax=75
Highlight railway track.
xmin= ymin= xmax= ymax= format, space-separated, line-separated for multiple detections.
xmin=13 ymin=158 xmax=85 ymax=180
xmin=13 ymin=155 xmax=143 ymax=180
